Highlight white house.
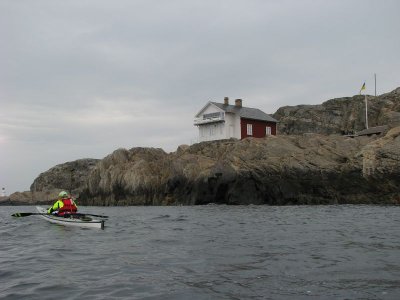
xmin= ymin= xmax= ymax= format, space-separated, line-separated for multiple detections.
xmin=194 ymin=97 xmax=278 ymax=142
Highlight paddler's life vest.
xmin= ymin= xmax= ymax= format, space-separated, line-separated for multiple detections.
xmin=58 ymin=198 xmax=78 ymax=216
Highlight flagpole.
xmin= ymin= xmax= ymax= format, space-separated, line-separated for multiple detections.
xmin=365 ymin=94 xmax=368 ymax=129
xmin=374 ymin=73 xmax=377 ymax=96
xmin=359 ymin=81 xmax=368 ymax=129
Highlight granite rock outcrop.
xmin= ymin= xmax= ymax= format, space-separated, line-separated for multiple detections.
xmin=1 ymin=159 xmax=99 ymax=205
xmin=273 ymin=87 xmax=400 ymax=135
xmin=30 ymin=158 xmax=99 ymax=195
xmin=78 ymin=128 xmax=400 ymax=206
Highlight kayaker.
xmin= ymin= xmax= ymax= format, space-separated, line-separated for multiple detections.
xmin=47 ymin=191 xmax=78 ymax=216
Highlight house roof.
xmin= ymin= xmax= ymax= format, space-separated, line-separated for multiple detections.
xmin=211 ymin=102 xmax=278 ymax=123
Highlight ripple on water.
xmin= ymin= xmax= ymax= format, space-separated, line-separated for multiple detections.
xmin=1 ymin=205 xmax=400 ymax=299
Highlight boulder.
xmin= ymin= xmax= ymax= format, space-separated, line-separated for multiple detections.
xmin=30 ymin=158 xmax=100 ymax=197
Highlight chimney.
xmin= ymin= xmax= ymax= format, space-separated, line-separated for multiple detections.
xmin=235 ymin=99 xmax=242 ymax=107
xmin=224 ymin=97 xmax=229 ymax=105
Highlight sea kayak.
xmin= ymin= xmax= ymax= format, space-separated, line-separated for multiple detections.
xmin=36 ymin=206 xmax=105 ymax=229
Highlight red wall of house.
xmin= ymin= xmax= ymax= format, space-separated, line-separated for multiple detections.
xmin=240 ymin=118 xmax=277 ymax=139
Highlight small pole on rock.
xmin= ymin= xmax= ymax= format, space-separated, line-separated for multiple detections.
xmin=365 ymin=94 xmax=368 ymax=130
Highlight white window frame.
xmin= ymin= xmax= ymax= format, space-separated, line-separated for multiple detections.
xmin=266 ymin=126 xmax=272 ymax=135
xmin=210 ymin=125 xmax=216 ymax=136
xmin=247 ymin=124 xmax=253 ymax=135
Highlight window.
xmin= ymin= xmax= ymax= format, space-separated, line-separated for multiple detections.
xmin=210 ymin=125 xmax=216 ymax=136
xmin=266 ymin=126 xmax=272 ymax=135
xmin=247 ymin=124 xmax=253 ymax=135
xmin=203 ymin=112 xmax=222 ymax=119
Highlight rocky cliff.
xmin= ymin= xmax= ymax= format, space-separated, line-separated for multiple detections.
xmin=1 ymin=159 xmax=99 ymax=205
xmin=273 ymin=87 xmax=400 ymax=135
xmin=30 ymin=158 xmax=99 ymax=195
xmin=77 ymin=127 xmax=400 ymax=206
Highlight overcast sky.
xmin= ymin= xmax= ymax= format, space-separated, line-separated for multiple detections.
xmin=1 ymin=0 xmax=399 ymax=194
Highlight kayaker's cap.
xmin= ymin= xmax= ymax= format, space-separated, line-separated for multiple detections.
xmin=58 ymin=191 xmax=68 ymax=199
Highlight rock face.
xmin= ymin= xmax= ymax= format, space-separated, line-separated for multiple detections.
xmin=79 ymin=128 xmax=400 ymax=206
xmin=82 ymin=148 xmax=168 ymax=205
xmin=0 ymin=159 xmax=100 ymax=205
xmin=360 ymin=126 xmax=400 ymax=190
xmin=273 ymin=87 xmax=400 ymax=135
xmin=30 ymin=158 xmax=99 ymax=195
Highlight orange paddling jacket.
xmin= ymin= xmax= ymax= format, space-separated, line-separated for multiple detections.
xmin=48 ymin=198 xmax=78 ymax=216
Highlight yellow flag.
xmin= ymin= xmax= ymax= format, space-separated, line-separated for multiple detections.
xmin=359 ymin=82 xmax=366 ymax=94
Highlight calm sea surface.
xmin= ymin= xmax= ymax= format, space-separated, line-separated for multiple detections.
xmin=1 ymin=205 xmax=400 ymax=300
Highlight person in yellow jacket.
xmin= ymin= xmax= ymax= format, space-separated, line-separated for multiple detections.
xmin=48 ymin=191 xmax=78 ymax=216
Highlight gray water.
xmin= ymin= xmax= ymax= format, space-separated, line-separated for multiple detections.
xmin=1 ymin=205 xmax=400 ymax=300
